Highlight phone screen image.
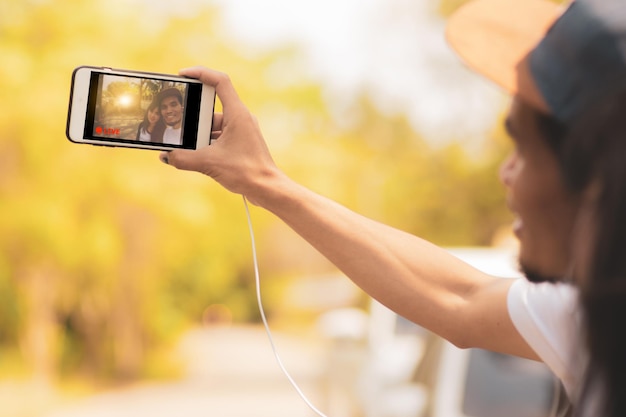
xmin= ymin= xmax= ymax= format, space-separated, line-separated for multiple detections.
xmin=84 ymin=72 xmax=202 ymax=149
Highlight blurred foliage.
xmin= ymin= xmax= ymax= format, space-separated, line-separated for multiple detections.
xmin=0 ymin=0 xmax=512 ymax=387
xmin=437 ymin=0 xmax=570 ymax=16
xmin=438 ymin=0 xmax=472 ymax=16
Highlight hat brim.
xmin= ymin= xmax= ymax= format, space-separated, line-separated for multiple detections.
xmin=446 ymin=0 xmax=564 ymax=114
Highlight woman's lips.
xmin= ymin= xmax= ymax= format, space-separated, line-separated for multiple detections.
xmin=512 ymin=217 xmax=523 ymax=238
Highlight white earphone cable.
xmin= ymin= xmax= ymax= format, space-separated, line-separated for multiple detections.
xmin=242 ymin=196 xmax=329 ymax=417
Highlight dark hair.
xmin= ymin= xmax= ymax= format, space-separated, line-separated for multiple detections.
xmin=156 ymin=87 xmax=183 ymax=106
xmin=138 ymin=100 xmax=158 ymax=131
xmin=536 ymin=90 xmax=626 ymax=417
xmin=136 ymin=99 xmax=165 ymax=143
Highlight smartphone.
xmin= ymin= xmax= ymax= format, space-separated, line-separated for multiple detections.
xmin=66 ymin=66 xmax=215 ymax=150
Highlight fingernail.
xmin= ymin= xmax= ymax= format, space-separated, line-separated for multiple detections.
xmin=160 ymin=152 xmax=170 ymax=165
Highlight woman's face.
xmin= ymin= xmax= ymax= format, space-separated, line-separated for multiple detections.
xmin=499 ymin=97 xmax=582 ymax=282
xmin=148 ymin=107 xmax=160 ymax=126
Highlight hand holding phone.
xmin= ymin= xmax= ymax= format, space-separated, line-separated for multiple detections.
xmin=66 ymin=66 xmax=216 ymax=150
xmin=160 ymin=67 xmax=280 ymax=206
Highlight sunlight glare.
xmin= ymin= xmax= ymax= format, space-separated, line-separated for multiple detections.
xmin=118 ymin=94 xmax=132 ymax=107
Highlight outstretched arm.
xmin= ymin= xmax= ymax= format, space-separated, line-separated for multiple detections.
xmin=162 ymin=66 xmax=536 ymax=360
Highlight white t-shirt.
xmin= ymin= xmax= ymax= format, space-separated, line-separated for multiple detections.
xmin=507 ymin=279 xmax=585 ymax=403
xmin=138 ymin=127 xmax=151 ymax=142
xmin=163 ymin=126 xmax=182 ymax=145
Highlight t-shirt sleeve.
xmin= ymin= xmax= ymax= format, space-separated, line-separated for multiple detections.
xmin=507 ymin=278 xmax=580 ymax=398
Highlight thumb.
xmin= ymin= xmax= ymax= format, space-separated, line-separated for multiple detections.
xmin=159 ymin=149 xmax=209 ymax=173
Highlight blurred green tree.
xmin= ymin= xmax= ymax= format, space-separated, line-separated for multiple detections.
xmin=0 ymin=0 xmax=277 ymax=383
xmin=0 ymin=0 xmax=512 ymax=387
xmin=437 ymin=0 xmax=569 ymax=16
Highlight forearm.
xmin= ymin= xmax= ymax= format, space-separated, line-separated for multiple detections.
xmin=253 ymin=170 xmax=498 ymax=344
xmin=163 ymin=67 xmax=531 ymax=358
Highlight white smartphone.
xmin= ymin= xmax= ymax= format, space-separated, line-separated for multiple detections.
xmin=66 ymin=66 xmax=216 ymax=150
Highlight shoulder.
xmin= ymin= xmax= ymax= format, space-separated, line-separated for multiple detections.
xmin=508 ymin=279 xmax=578 ymax=315
xmin=507 ymin=279 xmax=582 ymax=397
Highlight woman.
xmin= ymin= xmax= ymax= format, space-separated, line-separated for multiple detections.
xmin=136 ymin=100 xmax=165 ymax=143
xmin=161 ymin=59 xmax=626 ymax=416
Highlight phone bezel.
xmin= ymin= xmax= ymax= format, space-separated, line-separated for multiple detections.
xmin=66 ymin=66 xmax=215 ymax=151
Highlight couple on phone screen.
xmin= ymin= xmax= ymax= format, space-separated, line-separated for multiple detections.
xmin=136 ymin=87 xmax=184 ymax=145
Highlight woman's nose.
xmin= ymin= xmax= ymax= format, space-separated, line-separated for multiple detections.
xmin=499 ymin=152 xmax=517 ymax=187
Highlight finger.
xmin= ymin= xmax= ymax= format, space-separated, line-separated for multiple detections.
xmin=179 ymin=66 xmax=243 ymax=110
xmin=159 ymin=151 xmax=170 ymax=165
xmin=160 ymin=149 xmax=206 ymax=172
xmin=212 ymin=113 xmax=224 ymax=131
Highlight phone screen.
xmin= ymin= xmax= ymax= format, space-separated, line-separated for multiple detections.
xmin=84 ymin=72 xmax=202 ymax=149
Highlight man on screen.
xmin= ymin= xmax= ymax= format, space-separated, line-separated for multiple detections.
xmin=153 ymin=87 xmax=184 ymax=145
